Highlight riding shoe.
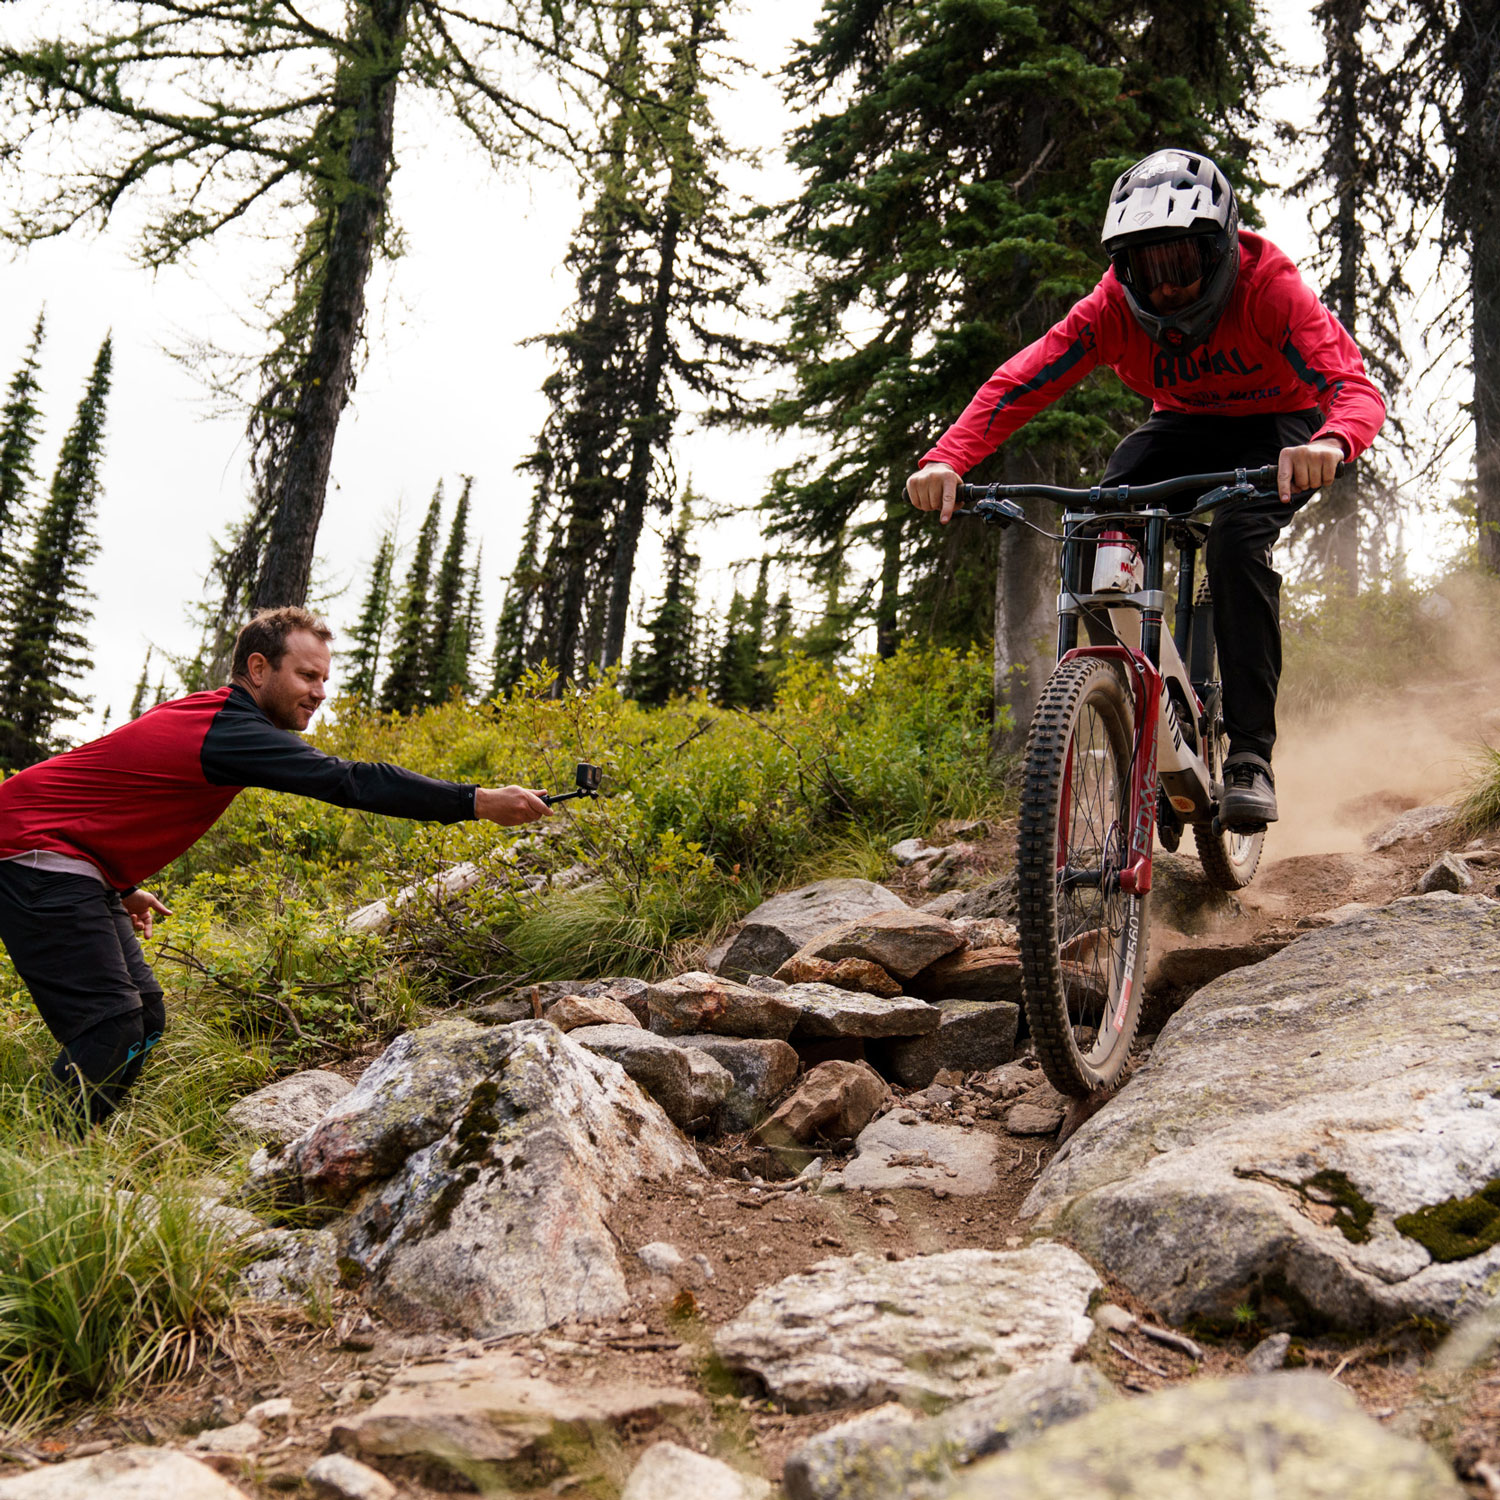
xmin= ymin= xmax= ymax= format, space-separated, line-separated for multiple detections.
xmin=1221 ymin=752 xmax=1278 ymax=827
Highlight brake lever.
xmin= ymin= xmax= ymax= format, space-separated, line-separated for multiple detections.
xmin=953 ymin=497 xmax=1027 ymax=528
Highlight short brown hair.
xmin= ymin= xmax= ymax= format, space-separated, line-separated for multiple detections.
xmin=230 ymin=606 xmax=335 ymax=679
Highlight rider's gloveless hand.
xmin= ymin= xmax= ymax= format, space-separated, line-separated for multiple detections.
xmin=1276 ymin=439 xmax=1346 ymax=503
xmin=475 ymin=786 xmax=552 ymax=826
xmin=906 ymin=462 xmax=961 ymax=524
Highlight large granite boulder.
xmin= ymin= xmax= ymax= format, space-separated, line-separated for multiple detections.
xmin=842 ymin=1108 xmax=999 ymax=1196
xmin=223 ymin=1070 xmax=352 ymax=1150
xmin=1025 ymin=894 xmax=1500 ymax=1331
xmin=717 ymin=880 xmax=909 ymax=979
xmin=620 ymin=1443 xmax=770 ymax=1500
xmin=907 ymin=948 xmax=1023 ymax=1005
xmin=567 ymin=1024 xmax=732 ymax=1130
xmin=941 ymin=1372 xmax=1462 ymax=1499
xmin=713 ymin=1245 xmax=1099 ymax=1410
xmin=0 ymin=1449 xmax=251 ymax=1498
xmin=276 ymin=1019 xmax=702 ymax=1335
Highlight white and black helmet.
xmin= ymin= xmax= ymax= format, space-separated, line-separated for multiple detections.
xmin=1101 ymin=150 xmax=1240 ymax=352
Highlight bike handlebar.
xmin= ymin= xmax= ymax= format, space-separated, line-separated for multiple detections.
xmin=954 ymin=461 xmax=1346 ymax=512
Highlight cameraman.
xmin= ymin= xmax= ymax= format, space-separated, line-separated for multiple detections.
xmin=0 ymin=606 xmax=550 ymax=1129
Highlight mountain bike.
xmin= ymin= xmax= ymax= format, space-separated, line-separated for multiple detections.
xmin=955 ymin=464 xmax=1339 ymax=1098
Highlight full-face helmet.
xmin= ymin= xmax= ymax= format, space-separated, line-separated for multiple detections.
xmin=1101 ymin=150 xmax=1240 ymax=352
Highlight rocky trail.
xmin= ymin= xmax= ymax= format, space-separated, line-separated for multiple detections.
xmin=6 ymin=755 xmax=1500 ymax=1498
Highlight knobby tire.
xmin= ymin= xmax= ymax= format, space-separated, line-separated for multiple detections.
xmin=1017 ymin=657 xmax=1148 ymax=1097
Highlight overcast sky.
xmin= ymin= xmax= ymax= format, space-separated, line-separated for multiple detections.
xmin=0 ymin=0 xmax=1451 ymax=736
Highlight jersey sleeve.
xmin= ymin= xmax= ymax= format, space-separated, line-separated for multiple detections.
xmin=920 ymin=285 xmax=1109 ymax=474
xmin=201 ymin=708 xmax=477 ymax=823
xmin=1274 ymin=279 xmax=1386 ymax=460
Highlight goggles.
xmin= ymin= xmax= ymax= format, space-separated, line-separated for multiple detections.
xmin=1119 ymin=237 xmax=1214 ymax=294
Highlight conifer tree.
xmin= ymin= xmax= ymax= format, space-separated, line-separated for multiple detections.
xmin=128 ymin=648 xmax=152 ymax=720
xmin=762 ymin=0 xmax=1264 ymax=743
xmin=492 ymin=492 xmax=547 ymax=695
xmin=380 ymin=484 xmax=442 ymax=715
xmin=342 ymin=529 xmax=395 ymax=703
xmin=0 ymin=312 xmax=44 ymax=592
xmin=530 ymin=0 xmax=765 ymax=686
xmin=626 ymin=498 xmax=701 ymax=704
xmin=0 ymin=337 xmax=112 ymax=767
xmin=713 ymin=588 xmax=751 ymax=707
xmin=427 ymin=478 xmax=473 ymax=703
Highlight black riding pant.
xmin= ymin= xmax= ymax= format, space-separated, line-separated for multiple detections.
xmin=0 ymin=862 xmax=166 ymax=1128
xmin=1102 ymin=407 xmax=1322 ymax=763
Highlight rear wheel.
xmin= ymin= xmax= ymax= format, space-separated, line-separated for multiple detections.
xmin=1017 ymin=657 xmax=1149 ymax=1097
xmin=1189 ymin=579 xmax=1265 ymax=890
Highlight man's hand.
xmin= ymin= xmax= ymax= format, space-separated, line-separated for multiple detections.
xmin=906 ymin=462 xmax=961 ymax=524
xmin=475 ymin=786 xmax=552 ymax=826
xmin=122 ymin=889 xmax=172 ymax=938
xmin=1277 ymin=439 xmax=1346 ymax=503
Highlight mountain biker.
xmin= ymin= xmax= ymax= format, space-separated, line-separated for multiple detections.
xmin=906 ymin=149 xmax=1387 ymax=829
xmin=0 ymin=606 xmax=552 ymax=1131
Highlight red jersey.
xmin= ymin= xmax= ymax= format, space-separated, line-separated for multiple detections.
xmin=0 ymin=685 xmax=476 ymax=889
xmin=921 ymin=232 xmax=1386 ymax=474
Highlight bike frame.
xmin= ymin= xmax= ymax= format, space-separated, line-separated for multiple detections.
xmin=957 ymin=464 xmax=1317 ymax=901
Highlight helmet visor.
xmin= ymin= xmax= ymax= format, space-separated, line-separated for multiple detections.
xmin=1121 ymin=237 xmax=1212 ymax=294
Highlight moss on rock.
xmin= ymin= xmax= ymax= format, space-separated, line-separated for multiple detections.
xmin=1395 ymin=1179 xmax=1500 ymax=1262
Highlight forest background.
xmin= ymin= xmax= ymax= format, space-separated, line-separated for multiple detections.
xmin=0 ymin=0 xmax=1483 ymax=748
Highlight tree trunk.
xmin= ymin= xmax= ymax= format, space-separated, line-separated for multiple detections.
xmin=874 ymin=483 xmax=904 ymax=659
xmin=1321 ymin=0 xmax=1363 ymax=591
xmin=991 ymin=448 xmax=1059 ymax=758
xmin=1462 ymin=0 xmax=1500 ymax=570
xmin=251 ymin=0 xmax=410 ymax=609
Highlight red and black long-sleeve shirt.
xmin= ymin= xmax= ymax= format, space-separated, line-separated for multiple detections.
xmin=0 ymin=685 xmax=477 ymax=890
xmin=921 ymin=232 xmax=1387 ymax=474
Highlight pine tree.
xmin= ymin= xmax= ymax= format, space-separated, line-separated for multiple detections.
xmin=427 ymin=477 xmax=473 ymax=704
xmin=713 ymin=589 xmax=751 ymax=706
xmin=492 ymin=490 xmax=547 ymax=695
xmin=626 ymin=498 xmax=701 ymax=704
xmin=761 ymin=0 xmax=1265 ymax=743
xmin=0 ymin=312 xmax=45 ymax=593
xmin=128 ymin=648 xmax=152 ymax=719
xmin=380 ymin=484 xmax=442 ymax=715
xmin=342 ymin=529 xmax=396 ymax=703
xmin=0 ymin=337 xmax=112 ymax=767
xmin=530 ymin=0 xmax=765 ymax=687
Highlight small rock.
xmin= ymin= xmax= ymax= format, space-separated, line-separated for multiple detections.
xmin=1093 ymin=1303 xmax=1136 ymax=1335
xmin=714 ymin=1245 xmax=1100 ymax=1409
xmin=774 ymin=955 xmax=903 ymax=997
xmin=787 ymin=909 xmax=965 ymax=980
xmin=545 ymin=994 xmax=642 ymax=1031
xmin=305 ymin=1454 xmax=396 ymax=1500
xmin=782 ymin=982 xmax=941 ymax=1040
xmin=919 ymin=844 xmax=977 ymax=892
xmin=619 ymin=1442 xmax=770 ymax=1500
xmin=0 ymin=1449 xmax=252 ymax=1498
xmin=843 ymin=1109 xmax=998 ymax=1196
xmin=568 ymin=1024 xmax=732 ymax=1130
xmin=972 ymin=1059 xmax=1040 ymax=1101
xmin=243 ymin=1397 xmax=295 ymax=1429
xmin=646 ymin=971 xmax=802 ymax=1040
xmin=672 ymin=1034 xmax=799 ymax=1133
xmin=751 ymin=1061 xmax=888 ymax=1150
xmin=953 ymin=916 xmax=1020 ymax=950
xmin=877 ymin=999 xmax=1020 ymax=1088
xmin=718 ymin=879 xmax=910 ymax=979
xmin=1006 ymin=1100 xmax=1065 ymax=1136
xmin=1416 ymin=852 xmax=1473 ymax=894
xmin=1367 ymin=804 xmax=1455 ymax=851
xmin=637 ymin=1242 xmax=686 ymax=1277
xmin=188 ymin=1423 xmax=264 ymax=1456
xmin=890 ymin=838 xmax=935 ymax=866
xmin=1244 ymin=1331 xmax=1292 ymax=1373
xmin=223 ymin=1070 xmax=353 ymax=1150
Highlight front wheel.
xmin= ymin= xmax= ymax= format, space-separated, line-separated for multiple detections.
xmin=1017 ymin=657 xmax=1149 ymax=1097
